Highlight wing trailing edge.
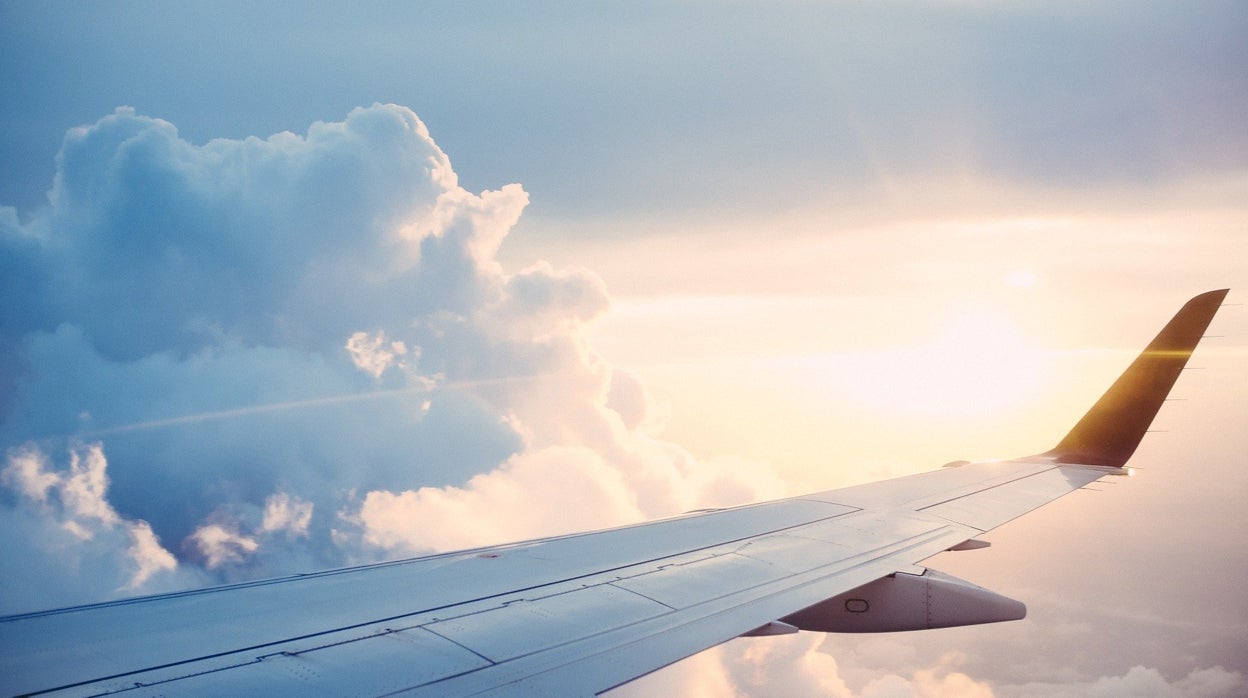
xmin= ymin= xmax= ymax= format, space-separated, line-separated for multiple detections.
xmin=1046 ymin=289 xmax=1229 ymax=467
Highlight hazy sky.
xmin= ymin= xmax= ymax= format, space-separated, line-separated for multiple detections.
xmin=1 ymin=2 xmax=1245 ymax=696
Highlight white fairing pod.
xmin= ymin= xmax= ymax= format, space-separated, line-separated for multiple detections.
xmin=779 ymin=569 xmax=1026 ymax=633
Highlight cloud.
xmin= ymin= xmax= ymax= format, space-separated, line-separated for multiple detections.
xmin=345 ymin=330 xmax=410 ymax=379
xmin=610 ymin=636 xmax=998 ymax=698
xmin=0 ymin=443 xmax=190 ymax=612
xmin=354 ymin=446 xmax=643 ymax=553
xmin=0 ymin=104 xmax=787 ymax=614
xmin=187 ymin=523 xmax=259 ymax=570
xmin=612 ymin=635 xmax=1245 ymax=698
xmin=261 ymin=491 xmax=313 ymax=538
xmin=1002 ymin=665 xmax=1246 ymax=698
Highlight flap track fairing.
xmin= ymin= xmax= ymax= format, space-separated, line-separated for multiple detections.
xmin=778 ymin=569 xmax=1025 ymax=633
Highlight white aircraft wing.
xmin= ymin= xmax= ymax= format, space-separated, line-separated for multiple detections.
xmin=0 ymin=289 xmax=1228 ymax=697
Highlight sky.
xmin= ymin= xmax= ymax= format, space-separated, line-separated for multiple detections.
xmin=1 ymin=2 xmax=1246 ymax=696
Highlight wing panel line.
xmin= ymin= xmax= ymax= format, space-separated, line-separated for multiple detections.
xmin=401 ymin=525 xmax=969 ymax=697
xmin=13 ymin=507 xmax=863 ymax=697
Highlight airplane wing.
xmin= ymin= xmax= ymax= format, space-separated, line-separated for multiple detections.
xmin=0 ymin=290 xmax=1228 ymax=698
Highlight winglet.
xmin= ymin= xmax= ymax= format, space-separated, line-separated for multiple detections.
xmin=1047 ymin=289 xmax=1229 ymax=467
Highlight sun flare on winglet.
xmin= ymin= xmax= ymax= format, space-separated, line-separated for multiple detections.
xmin=1046 ymin=288 xmax=1230 ymax=467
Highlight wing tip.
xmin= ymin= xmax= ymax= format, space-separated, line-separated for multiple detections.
xmin=1046 ymin=289 xmax=1229 ymax=468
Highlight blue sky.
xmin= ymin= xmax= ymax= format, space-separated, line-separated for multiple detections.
xmin=1 ymin=2 xmax=1246 ymax=695
xmin=4 ymin=2 xmax=1244 ymax=217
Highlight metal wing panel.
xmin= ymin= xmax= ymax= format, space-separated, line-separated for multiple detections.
xmin=403 ymin=519 xmax=979 ymax=697
xmin=808 ymin=459 xmax=1057 ymax=510
xmin=0 ymin=460 xmax=1104 ymax=698
xmin=106 ymin=627 xmax=494 ymax=698
xmin=400 ymin=464 xmax=1115 ymax=697
xmin=918 ymin=463 xmax=1108 ymax=531
xmin=0 ymin=500 xmax=860 ymax=697
xmin=610 ymin=552 xmax=786 ymax=609
xmin=425 ymin=584 xmax=672 ymax=664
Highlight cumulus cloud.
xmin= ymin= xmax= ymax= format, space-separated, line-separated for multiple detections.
xmin=0 ymin=104 xmax=784 ymax=615
xmin=1002 ymin=664 xmax=1246 ymax=698
xmin=345 ymin=330 xmax=410 ymax=379
xmin=0 ymin=444 xmax=187 ymax=612
xmin=187 ymin=523 xmax=259 ymax=570
xmin=614 ymin=635 xmax=1245 ymax=698
xmin=354 ymin=446 xmax=644 ymax=552
xmin=610 ymin=636 xmax=999 ymax=698
xmin=261 ymin=491 xmax=314 ymax=537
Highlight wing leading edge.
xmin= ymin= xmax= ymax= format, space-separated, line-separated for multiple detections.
xmin=0 ymin=290 xmax=1229 ymax=698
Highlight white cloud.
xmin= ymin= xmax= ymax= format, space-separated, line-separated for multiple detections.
xmin=188 ymin=523 xmax=260 ymax=570
xmin=260 ymin=491 xmax=314 ymax=538
xmin=611 ymin=637 xmax=998 ymax=698
xmin=616 ymin=636 xmax=1245 ymax=698
xmin=57 ymin=443 xmax=119 ymax=530
xmin=354 ymin=446 xmax=643 ymax=553
xmin=0 ymin=446 xmax=58 ymax=504
xmin=345 ymin=330 xmax=410 ymax=378
xmin=608 ymin=647 xmax=743 ymax=698
xmin=0 ymin=443 xmax=185 ymax=612
xmin=0 ymin=104 xmax=793 ymax=614
xmin=1002 ymin=664 xmax=1246 ymax=698
xmin=126 ymin=520 xmax=179 ymax=589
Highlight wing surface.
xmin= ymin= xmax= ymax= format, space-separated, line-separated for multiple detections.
xmin=0 ymin=290 xmax=1228 ymax=697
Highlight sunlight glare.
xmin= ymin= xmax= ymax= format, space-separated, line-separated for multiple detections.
xmin=819 ymin=302 xmax=1052 ymax=419
xmin=1004 ymin=269 xmax=1038 ymax=288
